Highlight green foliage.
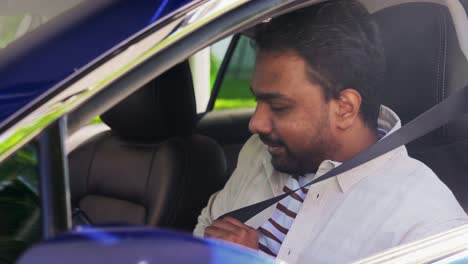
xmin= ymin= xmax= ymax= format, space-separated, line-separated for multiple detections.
xmin=89 ymin=116 xmax=102 ymax=124
xmin=211 ymin=35 xmax=256 ymax=110
xmin=216 ymin=78 xmax=252 ymax=99
xmin=214 ymin=78 xmax=255 ymax=110
xmin=0 ymin=239 xmax=28 ymax=263
xmin=0 ymin=144 xmax=38 ymax=193
xmin=0 ymin=144 xmax=41 ymax=263
xmin=214 ymin=98 xmax=256 ymax=109
xmin=210 ymin=53 xmax=222 ymax=89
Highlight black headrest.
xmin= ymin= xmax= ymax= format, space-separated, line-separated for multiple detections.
xmin=101 ymin=61 xmax=196 ymax=142
xmin=373 ymin=2 xmax=468 ymax=147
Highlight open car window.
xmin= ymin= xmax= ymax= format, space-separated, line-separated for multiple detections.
xmin=212 ymin=35 xmax=256 ymax=111
xmin=191 ymin=34 xmax=256 ymax=113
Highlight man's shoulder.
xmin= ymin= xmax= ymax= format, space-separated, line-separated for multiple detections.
xmin=393 ymin=153 xmax=448 ymax=192
xmin=391 ymin=155 xmax=468 ymax=242
xmin=378 ymin=148 xmax=441 ymax=186
xmin=377 ymin=150 xmax=466 ymax=218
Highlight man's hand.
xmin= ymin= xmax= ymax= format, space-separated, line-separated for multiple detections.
xmin=204 ymin=217 xmax=259 ymax=250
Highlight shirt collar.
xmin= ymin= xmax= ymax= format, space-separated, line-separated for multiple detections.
xmin=313 ymin=105 xmax=408 ymax=193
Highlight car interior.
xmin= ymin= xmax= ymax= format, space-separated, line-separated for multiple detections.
xmin=68 ymin=62 xmax=227 ymax=231
xmin=66 ymin=0 xmax=468 ymax=235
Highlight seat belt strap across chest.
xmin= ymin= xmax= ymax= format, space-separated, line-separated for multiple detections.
xmin=219 ymin=84 xmax=468 ymax=223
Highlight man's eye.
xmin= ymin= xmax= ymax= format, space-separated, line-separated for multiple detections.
xmin=270 ymin=105 xmax=289 ymax=112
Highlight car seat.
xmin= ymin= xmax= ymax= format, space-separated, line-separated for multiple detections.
xmin=68 ymin=62 xmax=228 ymax=231
xmin=372 ymin=1 xmax=468 ymax=211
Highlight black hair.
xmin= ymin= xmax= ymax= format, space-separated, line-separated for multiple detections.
xmin=254 ymin=0 xmax=385 ymax=130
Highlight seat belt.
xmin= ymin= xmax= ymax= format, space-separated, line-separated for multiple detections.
xmin=72 ymin=207 xmax=92 ymax=226
xmin=219 ymin=84 xmax=468 ymax=223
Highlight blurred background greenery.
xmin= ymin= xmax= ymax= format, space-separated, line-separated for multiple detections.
xmin=0 ymin=143 xmax=41 ymax=263
xmin=212 ymin=35 xmax=256 ymax=110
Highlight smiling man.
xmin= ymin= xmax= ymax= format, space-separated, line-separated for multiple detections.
xmin=194 ymin=1 xmax=467 ymax=263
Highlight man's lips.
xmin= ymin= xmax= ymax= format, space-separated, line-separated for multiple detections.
xmin=267 ymin=145 xmax=284 ymax=155
xmin=259 ymin=136 xmax=285 ymax=155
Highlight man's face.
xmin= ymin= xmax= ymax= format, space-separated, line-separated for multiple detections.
xmin=249 ymin=50 xmax=339 ymax=175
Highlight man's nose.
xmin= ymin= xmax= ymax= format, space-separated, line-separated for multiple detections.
xmin=249 ymin=104 xmax=272 ymax=135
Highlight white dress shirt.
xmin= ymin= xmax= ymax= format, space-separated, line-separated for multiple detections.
xmin=194 ymin=106 xmax=468 ymax=263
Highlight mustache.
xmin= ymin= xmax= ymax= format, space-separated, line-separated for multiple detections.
xmin=259 ymin=134 xmax=285 ymax=147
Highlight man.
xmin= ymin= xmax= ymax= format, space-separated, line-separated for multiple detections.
xmin=194 ymin=1 xmax=467 ymax=263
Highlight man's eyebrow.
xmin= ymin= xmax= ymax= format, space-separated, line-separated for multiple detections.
xmin=249 ymin=86 xmax=292 ymax=101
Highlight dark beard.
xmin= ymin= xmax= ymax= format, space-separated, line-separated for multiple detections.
xmin=262 ymin=108 xmax=338 ymax=175
xmin=270 ymin=145 xmax=330 ymax=175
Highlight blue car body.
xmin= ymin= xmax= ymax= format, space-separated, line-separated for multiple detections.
xmin=17 ymin=226 xmax=274 ymax=264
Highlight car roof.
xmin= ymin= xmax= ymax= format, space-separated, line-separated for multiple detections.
xmin=0 ymin=0 xmax=193 ymax=127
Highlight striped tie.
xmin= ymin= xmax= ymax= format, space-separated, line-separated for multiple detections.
xmin=258 ymin=175 xmax=309 ymax=257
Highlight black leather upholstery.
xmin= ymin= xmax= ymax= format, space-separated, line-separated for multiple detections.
xmin=101 ymin=63 xmax=197 ymax=141
xmin=196 ymin=108 xmax=254 ymax=175
xmin=373 ymin=3 xmax=468 ymax=211
xmin=69 ymin=62 xmax=227 ymax=231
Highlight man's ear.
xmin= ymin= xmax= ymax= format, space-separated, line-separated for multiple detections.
xmin=333 ymin=88 xmax=362 ymax=130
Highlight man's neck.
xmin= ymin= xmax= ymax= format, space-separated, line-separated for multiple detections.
xmin=333 ymin=125 xmax=378 ymax=163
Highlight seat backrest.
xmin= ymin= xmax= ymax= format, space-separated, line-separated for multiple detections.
xmin=69 ymin=62 xmax=228 ymax=231
xmin=372 ymin=2 xmax=468 ymax=211
xmin=195 ymin=108 xmax=254 ymax=177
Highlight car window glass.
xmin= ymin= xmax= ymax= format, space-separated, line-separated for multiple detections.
xmin=213 ymin=35 xmax=256 ymax=110
xmin=0 ymin=143 xmax=41 ymax=263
